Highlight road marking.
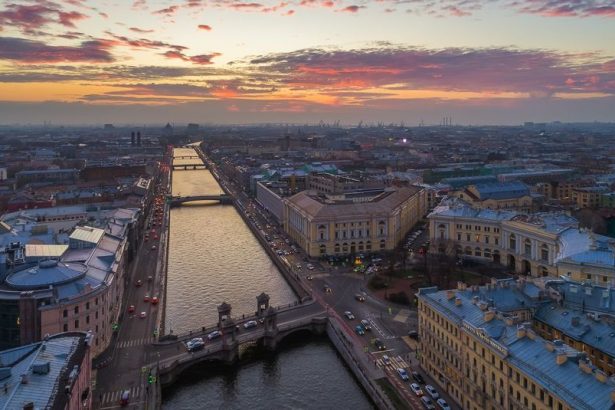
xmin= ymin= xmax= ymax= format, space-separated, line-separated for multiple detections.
xmin=376 ymin=355 xmax=410 ymax=370
xmin=116 ymin=337 xmax=153 ymax=349
xmin=368 ymin=319 xmax=396 ymax=340
xmin=393 ymin=309 xmax=410 ymax=323
xmin=100 ymin=386 xmax=141 ymax=405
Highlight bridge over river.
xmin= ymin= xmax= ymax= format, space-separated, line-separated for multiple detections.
xmin=166 ymin=194 xmax=233 ymax=206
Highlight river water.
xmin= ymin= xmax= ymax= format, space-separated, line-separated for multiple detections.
xmin=162 ymin=156 xmax=373 ymax=409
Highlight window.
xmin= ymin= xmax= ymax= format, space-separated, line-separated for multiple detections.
xmin=74 ymin=306 xmax=79 ymax=315
xmin=524 ymin=239 xmax=531 ymax=256
xmin=319 ymin=245 xmax=326 ymax=255
xmin=63 ymin=324 xmax=68 ymax=332
xmin=380 ymin=239 xmax=386 ymax=249
xmin=74 ymin=320 xmax=79 ymax=329
xmin=485 ymin=236 xmax=489 ymax=244
xmin=457 ymin=233 xmax=462 ymax=241
xmin=63 ymin=309 xmax=68 ymax=318
xmin=509 ymin=234 xmax=516 ymax=250
xmin=86 ymin=315 xmax=90 ymax=324
xmin=466 ymin=234 xmax=471 ymax=241
xmin=475 ymin=248 xmax=481 ymax=257
xmin=474 ymin=226 xmax=480 ymax=231
xmin=541 ymin=244 xmax=549 ymax=261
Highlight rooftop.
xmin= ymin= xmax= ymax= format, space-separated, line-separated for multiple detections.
xmin=5 ymin=260 xmax=87 ymax=290
xmin=472 ymin=181 xmax=530 ymax=201
xmin=69 ymin=226 xmax=105 ymax=245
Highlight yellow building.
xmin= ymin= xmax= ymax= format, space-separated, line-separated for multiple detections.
xmin=572 ymin=187 xmax=608 ymax=209
xmin=283 ymin=186 xmax=426 ymax=257
xmin=451 ymin=181 xmax=536 ymax=212
xmin=428 ymin=198 xmax=601 ymax=277
xmin=417 ymin=281 xmax=615 ymax=410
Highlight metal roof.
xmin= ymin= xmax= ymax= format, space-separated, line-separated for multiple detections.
xmin=69 ymin=226 xmax=105 ymax=244
xmin=25 ymin=244 xmax=68 ymax=258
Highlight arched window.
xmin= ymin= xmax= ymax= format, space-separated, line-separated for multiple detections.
xmin=465 ymin=246 xmax=472 ymax=255
xmin=319 ymin=244 xmax=326 ymax=255
xmin=524 ymin=239 xmax=531 ymax=256
xmin=380 ymin=239 xmax=386 ymax=249
xmin=358 ymin=241 xmax=364 ymax=251
xmin=342 ymin=242 xmax=348 ymax=253
xmin=475 ymin=247 xmax=481 ymax=257
xmin=378 ymin=220 xmax=386 ymax=236
xmin=366 ymin=241 xmax=372 ymax=251
xmin=509 ymin=234 xmax=516 ymax=251
xmin=334 ymin=243 xmax=340 ymax=253
xmin=484 ymin=248 xmax=491 ymax=258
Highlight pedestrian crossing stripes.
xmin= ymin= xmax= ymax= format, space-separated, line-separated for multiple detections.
xmin=376 ymin=355 xmax=410 ymax=370
xmin=116 ymin=337 xmax=154 ymax=349
xmin=100 ymin=385 xmax=141 ymax=405
xmin=368 ymin=319 xmax=396 ymax=340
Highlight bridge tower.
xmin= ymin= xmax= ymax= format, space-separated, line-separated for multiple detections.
xmin=262 ymin=306 xmax=279 ymax=351
xmin=256 ymin=292 xmax=270 ymax=317
xmin=217 ymin=302 xmax=239 ymax=362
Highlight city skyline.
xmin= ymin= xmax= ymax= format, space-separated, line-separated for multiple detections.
xmin=0 ymin=0 xmax=614 ymax=124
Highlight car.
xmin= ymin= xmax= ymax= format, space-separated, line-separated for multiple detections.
xmin=144 ymin=236 xmax=149 ymax=242
xmin=436 ymin=398 xmax=451 ymax=410
xmin=382 ymin=355 xmax=391 ymax=365
xmin=120 ymin=390 xmax=130 ymax=406
xmin=185 ymin=337 xmax=205 ymax=352
xmin=148 ymin=275 xmax=153 ymax=282
xmin=306 ymin=275 xmax=313 ymax=281
xmin=295 ymin=263 xmax=302 ymax=269
xmin=360 ymin=319 xmax=371 ymax=330
xmin=207 ymin=330 xmax=222 ymax=340
xmin=135 ymin=280 xmax=142 ymax=287
xmin=407 ymin=330 xmax=419 ymax=339
xmin=354 ymin=293 xmax=365 ymax=302
xmin=243 ymin=320 xmax=258 ymax=329
xmin=374 ymin=338 xmax=386 ymax=351
xmin=397 ymin=368 xmax=409 ymax=381
xmin=421 ymin=396 xmax=436 ymax=409
xmin=151 ymin=245 xmax=157 ymax=250
xmin=306 ymin=264 xmax=315 ymax=270
xmin=151 ymin=296 xmax=159 ymax=305
xmin=127 ymin=305 xmax=135 ymax=313
xmin=355 ymin=325 xmax=365 ymax=335
xmin=323 ymin=284 xmax=332 ymax=293
xmin=425 ymin=385 xmax=439 ymax=399
xmin=344 ymin=311 xmax=355 ymax=320
xmin=410 ymin=383 xmax=424 ymax=396
xmin=144 ymin=294 xmax=150 ymax=302
xmin=139 ymin=311 xmax=147 ymax=319
xmin=412 ymin=371 xmax=425 ymax=384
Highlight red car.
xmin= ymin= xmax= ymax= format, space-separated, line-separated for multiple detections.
xmin=128 ymin=305 xmax=135 ymax=313
xmin=144 ymin=294 xmax=150 ymax=302
xmin=151 ymin=296 xmax=159 ymax=305
xmin=135 ymin=280 xmax=142 ymax=287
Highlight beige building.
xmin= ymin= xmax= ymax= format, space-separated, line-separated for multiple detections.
xmin=451 ymin=181 xmax=536 ymax=212
xmin=283 ymin=186 xmax=426 ymax=257
xmin=417 ymin=281 xmax=615 ymax=410
xmin=428 ymin=198 xmax=601 ymax=277
xmin=572 ymin=186 xmax=609 ymax=209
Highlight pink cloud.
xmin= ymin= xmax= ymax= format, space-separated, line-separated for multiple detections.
xmin=130 ymin=27 xmax=155 ymax=33
xmin=162 ymin=50 xmax=221 ymax=64
xmin=153 ymin=5 xmax=180 ymax=15
xmin=0 ymin=36 xmax=114 ymax=63
xmin=197 ymin=24 xmax=212 ymax=30
xmin=338 ymin=5 xmax=362 ymax=13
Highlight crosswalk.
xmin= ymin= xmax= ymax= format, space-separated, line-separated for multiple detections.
xmin=367 ymin=318 xmax=396 ymax=340
xmin=376 ymin=354 xmax=410 ymax=370
xmin=116 ymin=337 xmax=154 ymax=349
xmin=100 ymin=385 xmax=142 ymax=405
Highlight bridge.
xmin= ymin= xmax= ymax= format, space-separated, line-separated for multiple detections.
xmin=172 ymin=163 xmax=207 ymax=170
xmin=173 ymin=155 xmax=200 ymax=159
xmin=167 ymin=194 xmax=233 ymax=206
xmin=149 ymin=294 xmax=327 ymax=386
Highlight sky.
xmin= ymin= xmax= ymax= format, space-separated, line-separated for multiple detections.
xmin=0 ymin=0 xmax=614 ymax=125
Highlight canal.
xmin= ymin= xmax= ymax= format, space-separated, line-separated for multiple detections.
xmin=163 ymin=157 xmax=374 ymax=408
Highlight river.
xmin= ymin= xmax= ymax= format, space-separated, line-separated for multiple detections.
xmin=162 ymin=158 xmax=373 ymax=409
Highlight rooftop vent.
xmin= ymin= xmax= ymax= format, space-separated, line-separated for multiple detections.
xmin=455 ymin=297 xmax=462 ymax=307
xmin=32 ymin=361 xmax=50 ymax=375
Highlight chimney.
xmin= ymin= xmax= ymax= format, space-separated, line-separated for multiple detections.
xmin=131 ymin=131 xmax=135 ymax=146
xmin=505 ymin=317 xmax=514 ymax=326
xmin=595 ymin=369 xmax=608 ymax=383
xmin=472 ymin=295 xmax=480 ymax=304
xmin=455 ymin=297 xmax=462 ymax=307
xmin=137 ymin=131 xmax=142 ymax=146
xmin=579 ymin=359 xmax=593 ymax=374
xmin=484 ymin=308 xmax=496 ymax=322
xmin=545 ymin=341 xmax=555 ymax=352
xmin=556 ymin=350 xmax=568 ymax=365
xmin=446 ymin=290 xmax=455 ymax=300
xmin=517 ymin=325 xmax=526 ymax=339
xmin=527 ymin=329 xmax=536 ymax=340
xmin=457 ymin=282 xmax=466 ymax=290
xmin=478 ymin=301 xmax=488 ymax=311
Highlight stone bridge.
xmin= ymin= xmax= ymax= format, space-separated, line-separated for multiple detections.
xmin=167 ymin=194 xmax=233 ymax=206
xmin=150 ymin=294 xmax=326 ymax=386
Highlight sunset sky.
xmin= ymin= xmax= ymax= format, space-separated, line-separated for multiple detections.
xmin=0 ymin=0 xmax=614 ymax=125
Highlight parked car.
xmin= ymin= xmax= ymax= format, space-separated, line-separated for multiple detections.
xmin=360 ymin=319 xmax=371 ymax=330
xmin=410 ymin=383 xmax=424 ymax=396
xmin=436 ymin=398 xmax=451 ymax=410
xmin=408 ymin=330 xmax=419 ymax=339
xmin=243 ymin=320 xmax=258 ymax=329
xmin=139 ymin=311 xmax=147 ymax=319
xmin=144 ymin=294 xmax=150 ymax=303
xmin=120 ymin=390 xmax=130 ymax=406
xmin=127 ymin=305 xmax=135 ymax=314
xmin=421 ymin=396 xmax=436 ymax=409
xmin=135 ymin=280 xmax=142 ymax=287
xmin=355 ymin=325 xmax=365 ymax=335
xmin=207 ymin=330 xmax=222 ymax=340
xmin=396 ymin=368 xmax=409 ymax=381
xmin=344 ymin=311 xmax=355 ymax=320
xmin=412 ymin=371 xmax=425 ymax=384
xmin=151 ymin=296 xmax=159 ymax=305
xmin=354 ymin=293 xmax=365 ymax=302
xmin=185 ymin=337 xmax=205 ymax=352
xmin=425 ymin=385 xmax=439 ymax=399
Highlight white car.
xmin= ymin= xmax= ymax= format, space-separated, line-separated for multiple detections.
xmin=396 ymin=368 xmax=409 ymax=381
xmin=207 ymin=330 xmax=222 ymax=340
xmin=421 ymin=396 xmax=436 ymax=410
xmin=243 ymin=320 xmax=258 ymax=329
xmin=344 ymin=311 xmax=355 ymax=320
xmin=436 ymin=398 xmax=451 ymax=410
xmin=382 ymin=355 xmax=391 ymax=365
xmin=425 ymin=385 xmax=439 ymax=399
xmin=410 ymin=383 xmax=424 ymax=396
xmin=185 ymin=337 xmax=205 ymax=352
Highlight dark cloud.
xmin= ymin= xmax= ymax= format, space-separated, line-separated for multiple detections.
xmin=162 ymin=50 xmax=222 ymax=64
xmin=0 ymin=36 xmax=114 ymax=63
xmin=153 ymin=5 xmax=180 ymax=15
xmin=197 ymin=24 xmax=212 ymax=30
xmin=129 ymin=27 xmax=155 ymax=33
xmin=105 ymin=31 xmax=187 ymax=51
xmin=0 ymin=2 xmax=89 ymax=34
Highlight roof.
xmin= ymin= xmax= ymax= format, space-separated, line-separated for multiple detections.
xmin=418 ymin=285 xmax=615 ymax=410
xmin=472 ymin=181 xmax=530 ymax=200
xmin=25 ymin=244 xmax=69 ymax=258
xmin=286 ymin=186 xmax=421 ymax=220
xmin=5 ymin=261 xmax=87 ymax=290
xmin=428 ymin=197 xmax=518 ymax=221
xmin=69 ymin=226 xmax=105 ymax=244
xmin=0 ymin=333 xmax=90 ymax=410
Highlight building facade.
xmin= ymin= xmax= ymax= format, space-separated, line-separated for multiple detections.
xmin=417 ymin=281 xmax=615 ymax=410
xmin=284 ymin=186 xmax=426 ymax=257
